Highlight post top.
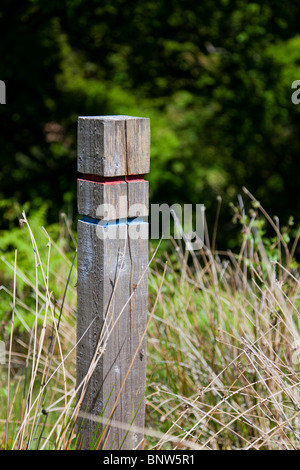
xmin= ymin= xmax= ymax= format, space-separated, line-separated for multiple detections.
xmin=77 ymin=115 xmax=150 ymax=177
xmin=78 ymin=115 xmax=149 ymax=121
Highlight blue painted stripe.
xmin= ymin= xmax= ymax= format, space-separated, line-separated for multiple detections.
xmin=127 ymin=217 xmax=148 ymax=225
xmin=80 ymin=215 xmax=148 ymax=226
xmin=80 ymin=215 xmax=101 ymax=225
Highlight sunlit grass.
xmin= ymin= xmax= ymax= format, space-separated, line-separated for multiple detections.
xmin=1 ymin=188 xmax=300 ymax=449
xmin=146 ymin=189 xmax=300 ymax=450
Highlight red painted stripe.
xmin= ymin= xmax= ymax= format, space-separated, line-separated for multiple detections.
xmin=125 ymin=175 xmax=145 ymax=182
xmin=79 ymin=173 xmax=145 ymax=185
xmin=77 ymin=177 xmax=125 ymax=186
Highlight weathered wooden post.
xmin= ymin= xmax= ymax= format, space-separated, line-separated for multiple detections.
xmin=76 ymin=116 xmax=150 ymax=450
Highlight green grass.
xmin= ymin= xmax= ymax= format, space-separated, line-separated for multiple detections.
xmin=146 ymin=190 xmax=300 ymax=450
xmin=0 ymin=210 xmax=77 ymax=449
xmin=1 ymin=189 xmax=300 ymax=450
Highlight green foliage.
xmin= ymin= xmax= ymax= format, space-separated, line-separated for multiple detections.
xmin=0 ymin=0 xmax=300 ymax=247
xmin=0 ymin=213 xmax=77 ymax=450
xmin=0 ymin=204 xmax=76 ymax=334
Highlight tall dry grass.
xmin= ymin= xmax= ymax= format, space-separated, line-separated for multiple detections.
xmin=146 ymin=189 xmax=300 ymax=450
xmin=0 ymin=211 xmax=163 ymax=450
xmin=0 ymin=212 xmax=78 ymax=449
xmin=0 ymin=189 xmax=300 ymax=449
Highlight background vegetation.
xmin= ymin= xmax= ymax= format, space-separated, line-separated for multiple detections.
xmin=1 ymin=0 xmax=300 ymax=247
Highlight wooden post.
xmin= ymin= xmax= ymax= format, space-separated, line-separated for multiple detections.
xmin=76 ymin=116 xmax=150 ymax=450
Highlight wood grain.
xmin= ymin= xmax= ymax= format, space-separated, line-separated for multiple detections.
xmin=76 ymin=220 xmax=148 ymax=449
xmin=77 ymin=116 xmax=150 ymax=177
xmin=77 ymin=179 xmax=149 ymax=220
xmin=77 ymin=114 xmax=150 ymax=450
xmin=77 ymin=179 xmax=127 ymax=220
